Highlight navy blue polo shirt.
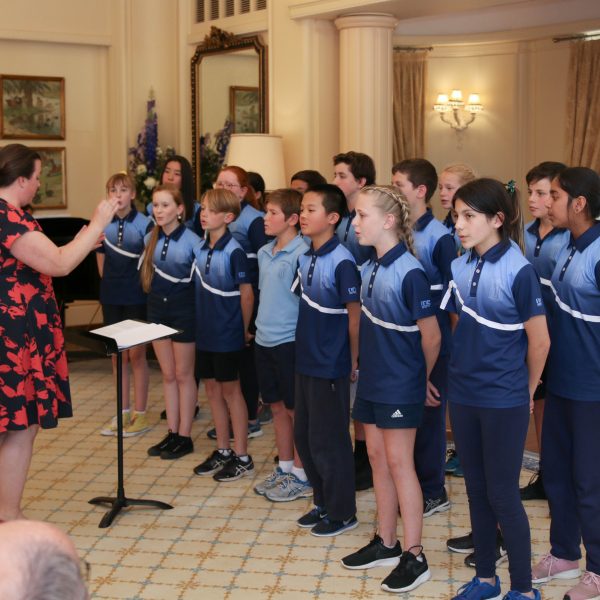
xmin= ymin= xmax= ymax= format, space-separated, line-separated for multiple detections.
xmin=228 ymin=201 xmax=269 ymax=286
xmin=98 ymin=208 xmax=151 ymax=305
xmin=357 ymin=242 xmax=435 ymax=405
xmin=144 ymin=224 xmax=201 ymax=297
xmin=546 ymin=222 xmax=600 ymax=402
xmin=441 ymin=240 xmax=546 ymax=408
xmin=255 ymin=235 xmax=309 ymax=347
xmin=337 ymin=211 xmax=373 ymax=267
xmin=413 ymin=210 xmax=456 ymax=356
xmin=193 ymin=229 xmax=250 ymax=353
xmin=292 ymin=236 xmax=361 ymax=378
xmin=524 ymin=219 xmax=570 ymax=320
xmin=442 ymin=210 xmax=463 ymax=253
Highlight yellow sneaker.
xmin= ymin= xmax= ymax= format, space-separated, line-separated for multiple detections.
xmin=123 ymin=412 xmax=152 ymax=437
xmin=100 ymin=412 xmax=131 ymax=436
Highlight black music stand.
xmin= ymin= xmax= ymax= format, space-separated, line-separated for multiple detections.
xmin=85 ymin=320 xmax=177 ymax=528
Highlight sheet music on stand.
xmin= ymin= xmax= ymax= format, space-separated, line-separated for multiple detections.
xmin=89 ymin=320 xmax=179 ymax=350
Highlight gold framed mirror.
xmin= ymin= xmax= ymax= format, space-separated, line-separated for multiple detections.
xmin=191 ymin=27 xmax=268 ymax=197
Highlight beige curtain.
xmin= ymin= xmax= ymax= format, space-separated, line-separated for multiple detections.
xmin=566 ymin=39 xmax=600 ymax=171
xmin=392 ymin=50 xmax=428 ymax=163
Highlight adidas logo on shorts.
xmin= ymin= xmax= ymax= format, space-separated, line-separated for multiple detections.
xmin=390 ymin=409 xmax=404 ymax=418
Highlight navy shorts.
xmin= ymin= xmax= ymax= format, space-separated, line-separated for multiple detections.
xmin=196 ymin=350 xmax=241 ymax=382
xmin=255 ymin=342 xmax=295 ymax=409
xmin=352 ymin=396 xmax=423 ymax=429
xmin=102 ymin=303 xmax=147 ymax=326
xmin=147 ymin=291 xmax=195 ymax=343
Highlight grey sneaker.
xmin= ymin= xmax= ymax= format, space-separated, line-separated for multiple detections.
xmin=266 ymin=473 xmax=313 ymax=502
xmin=254 ymin=467 xmax=285 ymax=496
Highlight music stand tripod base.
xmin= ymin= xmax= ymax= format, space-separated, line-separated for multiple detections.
xmin=84 ymin=321 xmax=180 ymax=528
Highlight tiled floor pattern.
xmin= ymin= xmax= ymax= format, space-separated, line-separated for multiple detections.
xmin=25 ymin=358 xmax=574 ymax=599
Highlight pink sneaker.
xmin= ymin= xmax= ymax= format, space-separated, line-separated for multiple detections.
xmin=564 ymin=571 xmax=600 ymax=600
xmin=532 ymin=552 xmax=581 ymax=583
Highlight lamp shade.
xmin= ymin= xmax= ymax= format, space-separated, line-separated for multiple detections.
xmin=225 ymin=134 xmax=286 ymax=191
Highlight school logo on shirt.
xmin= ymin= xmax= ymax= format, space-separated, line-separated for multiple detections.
xmin=391 ymin=409 xmax=404 ymax=418
xmin=239 ymin=271 xmax=246 ymax=278
xmin=348 ymin=286 xmax=357 ymax=295
xmin=420 ymin=299 xmax=431 ymax=309
xmin=536 ymin=297 xmax=542 ymax=307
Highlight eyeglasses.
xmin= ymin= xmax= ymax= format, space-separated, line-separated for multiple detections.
xmin=214 ymin=181 xmax=240 ymax=190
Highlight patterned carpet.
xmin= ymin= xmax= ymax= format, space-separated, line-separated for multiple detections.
xmin=24 ymin=358 xmax=574 ymax=599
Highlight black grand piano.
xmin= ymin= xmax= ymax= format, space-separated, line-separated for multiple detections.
xmin=36 ymin=216 xmax=100 ymax=322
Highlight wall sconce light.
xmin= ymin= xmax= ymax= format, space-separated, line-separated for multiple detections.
xmin=434 ymin=89 xmax=483 ymax=131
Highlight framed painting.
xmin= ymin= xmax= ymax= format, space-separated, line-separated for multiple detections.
xmin=32 ymin=147 xmax=67 ymax=210
xmin=0 ymin=75 xmax=65 ymax=139
xmin=229 ymin=86 xmax=260 ymax=133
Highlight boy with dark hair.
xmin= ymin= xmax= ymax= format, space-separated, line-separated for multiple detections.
xmin=520 ymin=160 xmax=568 ymax=501
xmin=292 ymin=183 xmax=361 ymax=537
xmin=333 ymin=151 xmax=377 ymax=491
xmin=392 ymin=158 xmax=456 ymax=518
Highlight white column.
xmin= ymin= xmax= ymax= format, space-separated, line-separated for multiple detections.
xmin=334 ymin=13 xmax=397 ymax=182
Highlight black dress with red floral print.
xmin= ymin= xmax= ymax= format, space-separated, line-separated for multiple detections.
xmin=0 ymin=199 xmax=72 ymax=432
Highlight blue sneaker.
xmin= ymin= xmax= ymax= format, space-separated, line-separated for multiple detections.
xmin=452 ymin=576 xmax=502 ymax=600
xmin=446 ymin=449 xmax=460 ymax=473
xmin=502 ymin=591 xmax=541 ymax=600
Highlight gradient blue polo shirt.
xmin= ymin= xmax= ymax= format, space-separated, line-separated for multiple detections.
xmin=144 ymin=224 xmax=201 ymax=297
xmin=546 ymin=222 xmax=600 ymax=402
xmin=337 ymin=211 xmax=373 ymax=267
xmin=228 ymin=201 xmax=269 ymax=286
xmin=443 ymin=210 xmax=463 ymax=253
xmin=413 ymin=210 xmax=456 ymax=356
xmin=357 ymin=242 xmax=435 ymax=405
xmin=524 ymin=219 xmax=570 ymax=320
xmin=193 ymin=230 xmax=250 ymax=353
xmin=441 ymin=240 xmax=545 ymax=408
xmin=255 ymin=235 xmax=309 ymax=347
xmin=98 ymin=207 xmax=151 ymax=305
xmin=292 ymin=236 xmax=361 ymax=379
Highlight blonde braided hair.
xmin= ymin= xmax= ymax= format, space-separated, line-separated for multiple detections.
xmin=360 ymin=185 xmax=416 ymax=257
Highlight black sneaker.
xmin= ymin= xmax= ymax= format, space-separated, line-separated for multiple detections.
xmin=193 ymin=450 xmax=232 ymax=476
xmin=213 ymin=455 xmax=254 ymax=482
xmin=160 ymin=435 xmax=193 ymax=460
xmin=381 ymin=547 xmax=431 ymax=593
xmin=520 ymin=470 xmax=547 ymax=500
xmin=341 ymin=535 xmax=402 ymax=569
xmin=162 ymin=405 xmax=200 ymax=420
xmin=464 ymin=531 xmax=508 ymax=568
xmin=424 ymin=488 xmax=451 ymax=517
xmin=297 ymin=506 xmax=327 ymax=528
xmin=311 ymin=515 xmax=358 ymax=537
xmin=447 ymin=531 xmax=474 ymax=554
xmin=147 ymin=430 xmax=178 ymax=457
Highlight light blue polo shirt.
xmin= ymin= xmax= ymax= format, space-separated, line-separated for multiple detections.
xmin=441 ymin=240 xmax=546 ymax=408
xmin=193 ymin=229 xmax=250 ymax=353
xmin=98 ymin=207 xmax=151 ymax=305
xmin=357 ymin=242 xmax=435 ymax=405
xmin=524 ymin=219 xmax=570 ymax=320
xmin=255 ymin=235 xmax=309 ymax=347
xmin=144 ymin=224 xmax=201 ymax=297
xmin=337 ymin=211 xmax=373 ymax=267
xmin=413 ymin=210 xmax=456 ymax=356
xmin=292 ymin=236 xmax=361 ymax=379
xmin=546 ymin=222 xmax=600 ymax=402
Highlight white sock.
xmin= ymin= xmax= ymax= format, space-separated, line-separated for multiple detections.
xmin=238 ymin=455 xmax=250 ymax=462
xmin=292 ymin=466 xmax=307 ymax=481
xmin=134 ymin=410 xmax=145 ymax=415
xmin=218 ymin=448 xmax=232 ymax=456
xmin=279 ymin=460 xmax=294 ymax=473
